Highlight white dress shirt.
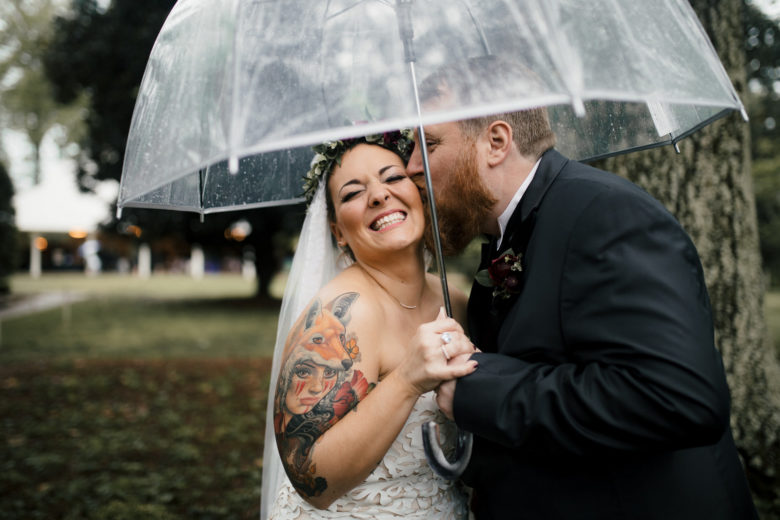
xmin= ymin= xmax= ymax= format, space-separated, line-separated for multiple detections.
xmin=496 ymin=158 xmax=541 ymax=251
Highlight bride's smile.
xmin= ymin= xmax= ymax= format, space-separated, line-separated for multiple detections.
xmin=370 ymin=211 xmax=407 ymax=232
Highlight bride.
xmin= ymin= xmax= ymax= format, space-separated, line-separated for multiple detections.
xmin=261 ymin=130 xmax=475 ymax=519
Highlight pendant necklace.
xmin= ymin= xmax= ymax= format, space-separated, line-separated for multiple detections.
xmin=360 ymin=266 xmax=419 ymax=310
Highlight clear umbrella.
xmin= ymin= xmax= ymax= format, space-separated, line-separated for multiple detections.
xmin=118 ymin=0 xmax=745 ymax=216
xmin=116 ymin=0 xmax=746 ymax=489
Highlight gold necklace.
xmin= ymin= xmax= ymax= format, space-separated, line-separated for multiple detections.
xmin=360 ymin=266 xmax=419 ymax=310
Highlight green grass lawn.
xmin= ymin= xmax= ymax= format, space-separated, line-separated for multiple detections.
xmin=1 ymin=273 xmax=277 ymax=519
xmin=1 ymin=273 xmax=281 ymax=360
xmin=0 ymin=359 xmax=269 ymax=520
xmin=1 ymin=297 xmax=280 ymax=361
xmin=8 ymin=272 xmax=260 ymax=299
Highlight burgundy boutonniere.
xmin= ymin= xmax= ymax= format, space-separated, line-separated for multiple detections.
xmin=475 ymin=248 xmax=523 ymax=300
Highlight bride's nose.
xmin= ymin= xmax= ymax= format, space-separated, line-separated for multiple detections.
xmin=368 ymin=185 xmax=390 ymax=207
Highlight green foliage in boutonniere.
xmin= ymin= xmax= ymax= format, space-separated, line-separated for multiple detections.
xmin=475 ymin=248 xmax=523 ymax=300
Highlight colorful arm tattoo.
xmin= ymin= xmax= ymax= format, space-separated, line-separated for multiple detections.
xmin=273 ymin=292 xmax=375 ymax=499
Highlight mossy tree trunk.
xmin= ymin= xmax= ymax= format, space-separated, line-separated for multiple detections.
xmin=599 ymin=0 xmax=780 ymax=513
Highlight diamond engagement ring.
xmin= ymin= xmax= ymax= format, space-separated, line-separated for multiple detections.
xmin=440 ymin=332 xmax=453 ymax=361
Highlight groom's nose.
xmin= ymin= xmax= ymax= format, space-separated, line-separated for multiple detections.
xmin=406 ymin=144 xmax=425 ymax=190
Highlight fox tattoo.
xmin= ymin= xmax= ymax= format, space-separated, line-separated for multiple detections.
xmin=274 ymin=292 xmax=374 ymax=498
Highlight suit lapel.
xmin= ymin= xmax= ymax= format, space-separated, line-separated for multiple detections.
xmin=468 ymin=237 xmax=496 ymax=349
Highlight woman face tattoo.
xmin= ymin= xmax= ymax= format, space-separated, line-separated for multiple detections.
xmin=285 ymin=359 xmax=340 ymax=415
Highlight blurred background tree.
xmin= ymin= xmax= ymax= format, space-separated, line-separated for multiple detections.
xmin=38 ymin=0 xmax=304 ymax=298
xmin=42 ymin=0 xmax=303 ymax=299
xmin=0 ymin=160 xmax=18 ymax=294
xmin=0 ymin=0 xmax=87 ymax=185
xmin=43 ymin=0 xmax=175 ymax=188
xmin=745 ymin=1 xmax=780 ymax=285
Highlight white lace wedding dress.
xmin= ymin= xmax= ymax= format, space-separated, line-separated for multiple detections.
xmin=268 ymin=392 xmax=470 ymax=519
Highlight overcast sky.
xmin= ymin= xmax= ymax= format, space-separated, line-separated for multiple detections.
xmin=750 ymin=0 xmax=780 ymax=19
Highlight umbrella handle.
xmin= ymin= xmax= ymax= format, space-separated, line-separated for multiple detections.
xmin=421 ymin=421 xmax=473 ymax=479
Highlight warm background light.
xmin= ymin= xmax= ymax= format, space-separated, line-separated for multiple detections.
xmin=34 ymin=236 xmax=48 ymax=251
xmin=125 ymin=224 xmax=142 ymax=238
xmin=225 ymin=219 xmax=252 ymax=242
xmin=68 ymin=229 xmax=88 ymax=239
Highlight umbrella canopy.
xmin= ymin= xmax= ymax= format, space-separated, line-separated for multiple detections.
xmin=117 ymin=0 xmax=744 ymax=215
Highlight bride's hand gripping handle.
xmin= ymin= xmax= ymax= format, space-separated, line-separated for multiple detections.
xmin=395 ymin=307 xmax=478 ymax=397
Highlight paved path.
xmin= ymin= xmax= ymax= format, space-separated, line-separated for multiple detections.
xmin=0 ymin=292 xmax=88 ymax=320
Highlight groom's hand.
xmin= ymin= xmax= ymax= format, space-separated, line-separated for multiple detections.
xmin=436 ymin=349 xmax=480 ymax=419
xmin=435 ymin=378 xmax=457 ymax=420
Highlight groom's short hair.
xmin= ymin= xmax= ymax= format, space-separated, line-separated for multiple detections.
xmin=419 ymin=56 xmax=556 ymax=160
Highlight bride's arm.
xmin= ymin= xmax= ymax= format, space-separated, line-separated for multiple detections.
xmin=273 ymin=292 xmax=476 ymax=509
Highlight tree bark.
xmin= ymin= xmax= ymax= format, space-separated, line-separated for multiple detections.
xmin=598 ymin=0 xmax=780 ymax=513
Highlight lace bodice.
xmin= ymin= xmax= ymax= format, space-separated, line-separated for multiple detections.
xmin=268 ymin=392 xmax=470 ymax=519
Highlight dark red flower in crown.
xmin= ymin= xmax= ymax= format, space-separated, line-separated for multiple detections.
xmin=475 ymin=248 xmax=523 ymax=300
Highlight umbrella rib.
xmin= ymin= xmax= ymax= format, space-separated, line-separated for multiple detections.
xmin=325 ymin=0 xmax=371 ymax=20
xmin=460 ymin=0 xmax=491 ymax=55
xmin=319 ymin=1 xmax=332 ymax=127
xmin=507 ymin=0 xmax=586 ymax=116
xmin=227 ymin=0 xmax=243 ymax=174
xmin=604 ymin=0 xmax=680 ymax=138
xmin=119 ymin=197 xmax=306 ymax=215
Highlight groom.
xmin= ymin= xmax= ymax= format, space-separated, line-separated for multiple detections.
xmin=406 ymin=59 xmax=758 ymax=519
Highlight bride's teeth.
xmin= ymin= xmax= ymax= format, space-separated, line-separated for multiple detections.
xmin=373 ymin=212 xmax=406 ymax=231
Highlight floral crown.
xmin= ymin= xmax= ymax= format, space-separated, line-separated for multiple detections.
xmin=302 ymin=129 xmax=414 ymax=205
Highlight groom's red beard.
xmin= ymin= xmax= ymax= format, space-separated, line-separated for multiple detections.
xmin=424 ymin=143 xmax=497 ymax=256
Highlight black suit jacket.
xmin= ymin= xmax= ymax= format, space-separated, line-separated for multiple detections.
xmin=454 ymin=150 xmax=757 ymax=519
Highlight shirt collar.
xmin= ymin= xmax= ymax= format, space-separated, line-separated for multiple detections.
xmin=496 ymin=157 xmax=541 ymax=250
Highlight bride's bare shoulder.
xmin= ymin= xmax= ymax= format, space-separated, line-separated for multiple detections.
xmin=318 ymin=266 xmax=375 ymax=310
xmin=313 ymin=266 xmax=385 ymax=345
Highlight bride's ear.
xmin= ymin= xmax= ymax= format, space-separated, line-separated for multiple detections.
xmin=330 ymin=222 xmax=346 ymax=248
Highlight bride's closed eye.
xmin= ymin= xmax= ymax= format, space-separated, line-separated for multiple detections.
xmin=340 ymin=171 xmax=405 ymax=203
xmin=384 ymin=174 xmax=406 ymax=183
xmin=340 ymin=189 xmax=363 ymax=203
xmin=380 ymin=164 xmax=408 ymax=184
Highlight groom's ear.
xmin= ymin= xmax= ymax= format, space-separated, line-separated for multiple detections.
xmin=485 ymin=120 xmax=513 ymax=167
